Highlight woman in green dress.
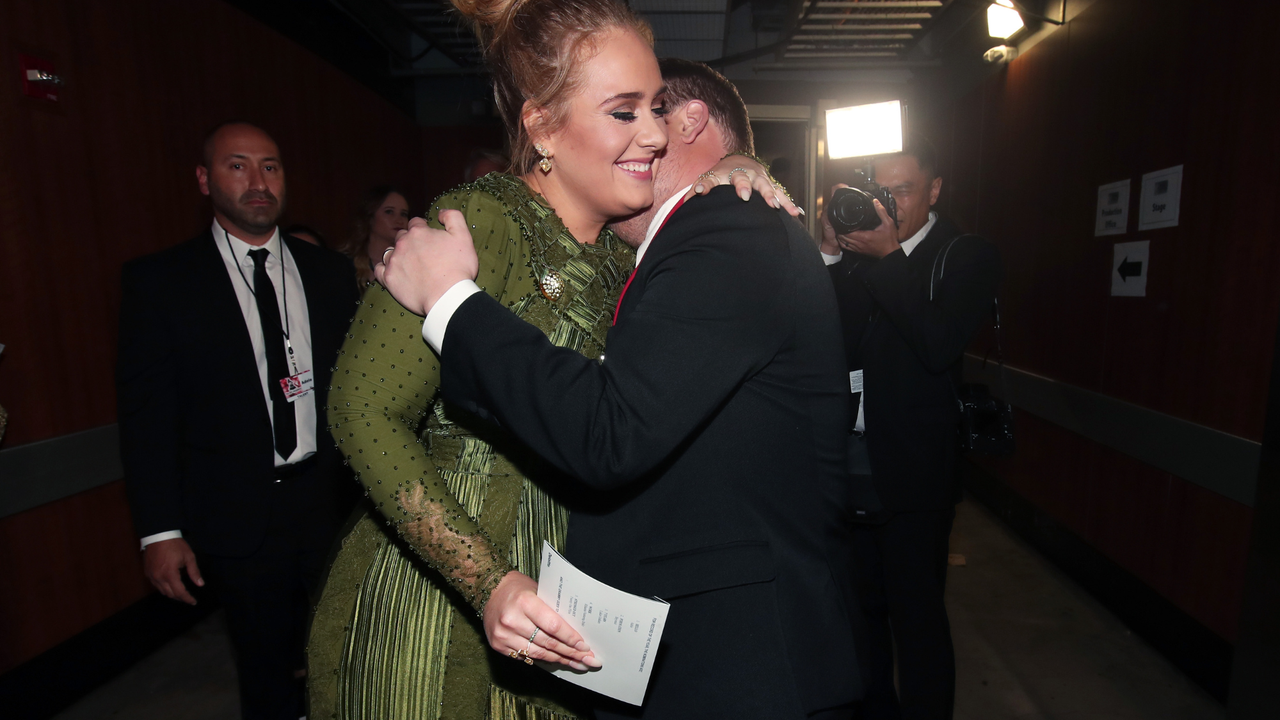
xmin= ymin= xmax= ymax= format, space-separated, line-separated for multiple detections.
xmin=307 ymin=1 xmax=790 ymax=717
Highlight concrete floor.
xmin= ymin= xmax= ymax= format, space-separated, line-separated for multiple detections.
xmin=54 ymin=611 xmax=239 ymax=720
xmin=946 ymin=502 xmax=1224 ymax=720
xmin=56 ymin=500 xmax=1225 ymax=719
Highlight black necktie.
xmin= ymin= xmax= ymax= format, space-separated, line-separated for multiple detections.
xmin=249 ymin=248 xmax=297 ymax=460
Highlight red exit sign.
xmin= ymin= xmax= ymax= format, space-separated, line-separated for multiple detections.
xmin=19 ymin=54 xmax=61 ymax=102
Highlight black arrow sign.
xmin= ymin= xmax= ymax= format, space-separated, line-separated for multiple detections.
xmin=1118 ymin=257 xmax=1143 ymax=281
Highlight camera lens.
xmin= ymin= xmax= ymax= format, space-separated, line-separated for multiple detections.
xmin=828 ymin=186 xmax=882 ymax=235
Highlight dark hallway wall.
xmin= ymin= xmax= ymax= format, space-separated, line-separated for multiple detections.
xmin=920 ymin=0 xmax=1279 ymax=645
xmin=0 ymin=0 xmax=425 ymax=674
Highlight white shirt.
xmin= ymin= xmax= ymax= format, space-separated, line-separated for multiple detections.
xmin=140 ymin=220 xmax=318 ymax=550
xmin=820 ymin=211 xmax=938 ymax=432
xmin=634 ymin=185 xmax=692 ymax=267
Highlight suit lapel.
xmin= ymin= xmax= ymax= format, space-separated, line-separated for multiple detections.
xmin=862 ymin=220 xmax=953 ymax=348
xmin=614 ymin=195 xmax=690 ymax=326
xmin=287 ymin=236 xmax=345 ymax=438
xmin=285 ymin=236 xmax=332 ymax=375
xmin=907 ymin=216 xmax=958 ymax=273
xmin=193 ymin=230 xmax=272 ymax=431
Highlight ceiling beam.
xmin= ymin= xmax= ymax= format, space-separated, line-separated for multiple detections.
xmin=812 ymin=1 xmax=942 ymax=7
xmin=803 ymin=13 xmax=933 ymax=19
xmin=801 ymin=23 xmax=925 ymax=29
xmin=753 ymin=60 xmax=941 ymax=70
xmin=794 ymin=33 xmax=915 ymax=39
xmin=785 ymin=50 xmax=902 ymax=56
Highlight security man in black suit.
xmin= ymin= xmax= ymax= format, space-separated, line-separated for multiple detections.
xmin=819 ymin=138 xmax=1001 ymax=720
xmin=116 ymin=122 xmax=358 ymax=719
xmin=372 ymin=61 xmax=860 ymax=719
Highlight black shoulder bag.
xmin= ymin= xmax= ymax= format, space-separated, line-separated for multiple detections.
xmin=931 ymin=235 xmax=1016 ymax=457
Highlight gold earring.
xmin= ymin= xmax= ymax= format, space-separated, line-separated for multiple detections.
xmin=535 ymin=143 xmax=553 ymax=173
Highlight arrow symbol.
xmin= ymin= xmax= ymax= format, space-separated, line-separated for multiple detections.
xmin=1118 ymin=257 xmax=1142 ymax=281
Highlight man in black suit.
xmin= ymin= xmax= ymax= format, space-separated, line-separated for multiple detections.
xmin=375 ymin=60 xmax=859 ymax=719
xmin=819 ymin=139 xmax=1001 ymax=720
xmin=116 ymin=122 xmax=358 ymax=720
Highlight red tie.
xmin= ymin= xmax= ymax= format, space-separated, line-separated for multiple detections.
xmin=613 ymin=195 xmax=687 ymax=325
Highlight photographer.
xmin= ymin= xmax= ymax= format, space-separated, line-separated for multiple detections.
xmin=821 ymin=136 xmax=1001 ymax=720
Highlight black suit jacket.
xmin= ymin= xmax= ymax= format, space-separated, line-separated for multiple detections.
xmin=116 ymin=230 xmax=358 ymax=557
xmin=441 ymin=188 xmax=859 ymax=714
xmin=827 ymin=214 xmax=1001 ymax=511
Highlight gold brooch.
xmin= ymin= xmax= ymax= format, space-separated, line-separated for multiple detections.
xmin=539 ymin=270 xmax=564 ymax=301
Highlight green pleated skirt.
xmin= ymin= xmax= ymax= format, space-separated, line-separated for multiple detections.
xmin=307 ymin=455 xmax=591 ymax=720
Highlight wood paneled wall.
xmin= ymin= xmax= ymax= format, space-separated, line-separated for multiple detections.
xmin=0 ymin=481 xmax=148 ymax=673
xmin=422 ymin=123 xmax=505 ymax=203
xmin=921 ymin=0 xmax=1280 ymax=641
xmin=0 ymin=0 xmax=426 ymax=673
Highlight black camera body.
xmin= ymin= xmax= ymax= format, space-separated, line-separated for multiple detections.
xmin=827 ymin=172 xmax=898 ymax=235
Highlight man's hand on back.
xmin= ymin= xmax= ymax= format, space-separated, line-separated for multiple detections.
xmin=144 ymin=537 xmax=203 ymax=605
xmin=375 ymin=212 xmax=479 ymax=317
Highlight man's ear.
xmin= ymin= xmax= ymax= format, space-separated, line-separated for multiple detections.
xmin=928 ymin=175 xmax=942 ymax=206
xmin=677 ymin=100 xmax=711 ymax=145
xmin=196 ymin=166 xmax=210 ymax=196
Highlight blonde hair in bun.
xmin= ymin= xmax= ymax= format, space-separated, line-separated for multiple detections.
xmin=450 ymin=0 xmax=652 ymax=174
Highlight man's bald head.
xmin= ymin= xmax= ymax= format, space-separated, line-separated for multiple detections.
xmin=201 ymin=120 xmax=273 ymax=167
xmin=196 ymin=121 xmax=286 ymax=243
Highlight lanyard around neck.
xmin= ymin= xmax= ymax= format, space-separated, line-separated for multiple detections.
xmin=225 ymin=228 xmax=291 ymax=341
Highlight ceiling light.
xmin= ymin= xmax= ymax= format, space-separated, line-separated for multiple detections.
xmin=826 ymin=100 xmax=903 ymax=160
xmin=987 ymin=1 xmax=1024 ymax=39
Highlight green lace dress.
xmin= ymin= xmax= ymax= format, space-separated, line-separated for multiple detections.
xmin=308 ymin=173 xmax=634 ymax=719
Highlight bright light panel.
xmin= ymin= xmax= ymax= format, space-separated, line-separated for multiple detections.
xmin=825 ymin=100 xmax=903 ymax=160
xmin=987 ymin=1 xmax=1024 ymax=39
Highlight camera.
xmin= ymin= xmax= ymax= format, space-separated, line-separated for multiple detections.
xmin=827 ymin=172 xmax=898 ymax=235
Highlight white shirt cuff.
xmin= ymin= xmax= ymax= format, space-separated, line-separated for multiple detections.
xmin=140 ymin=530 xmax=183 ymax=551
xmin=821 ymin=250 xmax=843 ymax=265
xmin=422 ymin=280 xmax=483 ymax=354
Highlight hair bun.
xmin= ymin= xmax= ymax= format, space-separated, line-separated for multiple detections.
xmin=447 ymin=0 xmax=651 ymax=175
xmin=449 ymin=0 xmax=524 ymax=44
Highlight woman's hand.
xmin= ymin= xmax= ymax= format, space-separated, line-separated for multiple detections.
xmin=687 ymin=155 xmax=802 ymax=217
xmin=483 ymin=571 xmax=602 ymax=671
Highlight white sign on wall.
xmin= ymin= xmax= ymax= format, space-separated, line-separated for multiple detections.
xmin=1094 ymin=179 xmax=1130 ymax=236
xmin=1138 ymin=165 xmax=1183 ymax=230
xmin=1111 ymin=240 xmax=1149 ymax=297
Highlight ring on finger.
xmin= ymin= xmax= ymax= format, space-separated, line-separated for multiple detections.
xmin=529 ymin=627 xmax=540 ymax=644
xmin=697 ymin=170 xmax=721 ymax=185
xmin=729 ymin=167 xmax=751 ymax=180
xmin=513 ymin=647 xmax=532 ymax=665
xmin=382 ymin=247 xmax=394 ymax=264
xmin=522 ymin=639 xmax=536 ymax=664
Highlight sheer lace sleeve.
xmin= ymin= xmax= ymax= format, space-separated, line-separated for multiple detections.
xmin=327 ymin=188 xmax=518 ymax=614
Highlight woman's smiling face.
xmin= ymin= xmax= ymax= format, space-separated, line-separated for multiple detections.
xmin=536 ymin=27 xmax=669 ymax=225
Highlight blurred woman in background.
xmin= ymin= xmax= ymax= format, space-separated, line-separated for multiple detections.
xmin=338 ymin=184 xmax=410 ymax=288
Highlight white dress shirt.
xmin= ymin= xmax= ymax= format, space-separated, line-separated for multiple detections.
xmin=634 ymin=185 xmax=692 ymax=267
xmin=140 ymin=220 xmax=318 ymax=550
xmin=820 ymin=211 xmax=938 ymax=432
